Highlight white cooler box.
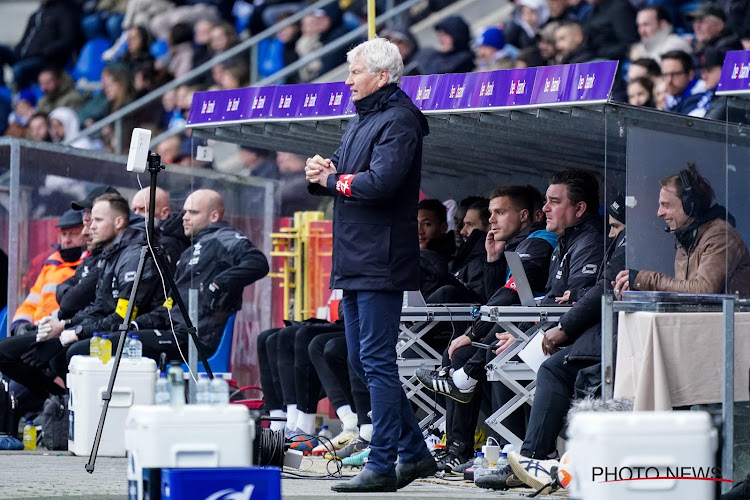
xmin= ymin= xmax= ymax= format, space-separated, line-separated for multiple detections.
xmin=67 ymin=355 xmax=157 ymax=457
xmin=125 ymin=405 xmax=254 ymax=500
xmin=567 ymin=411 xmax=718 ymax=500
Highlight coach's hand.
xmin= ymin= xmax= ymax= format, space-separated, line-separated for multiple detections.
xmin=305 ymin=155 xmax=336 ymax=185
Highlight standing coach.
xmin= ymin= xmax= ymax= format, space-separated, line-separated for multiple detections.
xmin=306 ymin=37 xmax=436 ymax=492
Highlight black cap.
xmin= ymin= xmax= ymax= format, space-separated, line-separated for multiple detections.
xmin=71 ymin=186 xmax=120 ymax=210
xmin=55 ymin=209 xmax=84 ymax=229
xmin=701 ymin=46 xmax=725 ymax=68
xmin=686 ymin=2 xmax=725 ymax=22
xmin=607 ymin=194 xmax=626 ymax=224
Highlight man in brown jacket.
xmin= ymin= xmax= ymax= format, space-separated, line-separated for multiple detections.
xmin=614 ymin=163 xmax=750 ymax=298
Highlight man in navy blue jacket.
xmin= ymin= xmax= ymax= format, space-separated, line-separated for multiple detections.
xmin=306 ymin=37 xmax=435 ymax=492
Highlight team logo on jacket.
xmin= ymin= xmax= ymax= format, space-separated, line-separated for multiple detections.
xmin=581 ymin=264 xmax=598 ymax=275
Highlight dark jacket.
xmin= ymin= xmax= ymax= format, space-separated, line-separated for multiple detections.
xmin=692 ymin=28 xmax=742 ymax=72
xmin=485 ymin=222 xmax=558 ymax=306
xmin=56 ymin=245 xmax=104 ymax=320
xmin=318 ymin=4 xmax=351 ymax=76
xmin=72 ymin=225 xmax=162 ymax=339
xmin=561 ymin=232 xmax=626 ymax=362
xmin=309 ymin=83 xmax=429 ymax=291
xmin=450 ymin=229 xmax=488 ymax=302
xmin=541 ymin=214 xmax=604 ymax=305
xmin=133 ymin=221 xmax=269 ymax=354
xmin=417 ymin=16 xmax=475 ymax=75
xmin=157 ymin=212 xmax=191 ymax=271
xmin=16 ymin=0 xmax=80 ymax=62
xmin=584 ymin=0 xmax=638 ymax=61
xmin=561 ymin=44 xmax=596 ymax=65
xmin=420 ymin=232 xmax=456 ymax=297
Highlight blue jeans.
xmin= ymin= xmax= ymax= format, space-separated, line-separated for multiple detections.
xmin=342 ymin=290 xmax=430 ymax=476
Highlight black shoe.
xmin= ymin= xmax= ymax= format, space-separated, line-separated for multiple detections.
xmin=474 ymin=464 xmax=526 ymax=490
xmin=395 ymin=454 xmax=438 ymax=488
xmin=436 ymin=441 xmax=470 ymax=473
xmin=450 ymin=457 xmax=475 ymax=475
xmin=415 ymin=367 xmax=474 ymax=403
xmin=331 ymin=468 xmax=397 ymax=492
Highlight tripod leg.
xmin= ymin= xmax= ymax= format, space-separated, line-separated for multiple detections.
xmin=151 ymin=247 xmax=214 ymax=379
xmin=86 ymin=246 xmax=149 ymax=473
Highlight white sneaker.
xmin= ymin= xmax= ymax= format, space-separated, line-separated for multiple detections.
xmin=312 ymin=428 xmax=358 ymax=456
xmin=508 ymin=451 xmax=560 ymax=492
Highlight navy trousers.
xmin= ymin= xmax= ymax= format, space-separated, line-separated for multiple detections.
xmin=342 ymin=289 xmax=430 ymax=476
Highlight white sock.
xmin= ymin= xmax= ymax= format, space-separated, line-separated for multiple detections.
xmin=359 ymin=423 xmax=373 ymax=442
xmin=452 ymin=368 xmax=478 ymax=391
xmin=269 ymin=409 xmax=286 ymax=431
xmin=286 ymin=404 xmax=298 ymax=431
xmin=296 ymin=412 xmax=317 ymax=435
xmin=336 ymin=405 xmax=358 ymax=432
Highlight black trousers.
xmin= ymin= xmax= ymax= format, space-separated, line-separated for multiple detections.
xmin=0 ymin=335 xmax=66 ymax=398
xmin=521 ymin=349 xmax=597 ymax=458
xmin=257 ymin=327 xmax=283 ymax=410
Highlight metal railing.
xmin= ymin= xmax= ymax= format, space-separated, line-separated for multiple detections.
xmin=68 ymin=0 xmax=419 ymax=153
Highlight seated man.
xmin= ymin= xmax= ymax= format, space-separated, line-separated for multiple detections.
xmin=0 ymin=193 xmax=161 ymax=400
xmin=130 ymin=186 xmax=190 ymax=270
xmin=484 ymin=195 xmax=627 ymax=491
xmin=67 ymin=189 xmax=269 ymax=362
xmin=614 ymin=163 xmax=750 ymax=297
xmin=418 ymin=199 xmax=455 ymax=298
xmin=10 ymin=209 xmax=86 ymax=336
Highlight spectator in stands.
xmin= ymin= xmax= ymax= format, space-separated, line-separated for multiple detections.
xmin=219 ymin=59 xmax=250 ymax=89
xmin=0 ymin=0 xmax=81 ymax=90
xmin=474 ymin=27 xmax=514 ymax=71
xmin=629 ymin=6 xmax=692 ymax=63
xmin=661 ymin=50 xmax=705 ymax=115
xmin=418 ymin=16 xmax=475 ymax=75
xmin=78 ymin=64 xmax=134 ymax=127
xmin=687 ymin=2 xmax=742 ymax=73
xmin=556 ymin=21 xmax=595 ymax=64
xmin=156 ymin=134 xmax=186 ymax=164
xmin=160 ymin=22 xmax=195 ymax=79
xmin=627 ymin=76 xmax=655 ymax=107
xmin=49 ymin=107 xmax=95 ymax=150
xmin=67 ymin=189 xmax=269 ymax=363
xmin=27 ymin=113 xmax=51 ymax=142
xmin=257 ymin=13 xmax=301 ymax=83
xmin=627 ymin=57 xmax=661 ymax=83
xmin=584 ymin=0 xmax=638 ymax=61
xmin=538 ymin=22 xmax=561 ymax=64
xmin=36 ymin=67 xmax=85 ymax=117
xmin=690 ymin=47 xmax=726 ymax=118
xmin=130 ymin=187 xmax=190 ymax=270
xmin=238 ymin=147 xmax=280 ymax=179
xmin=191 ymin=19 xmax=216 ymax=69
xmin=653 ymin=77 xmax=668 ymax=110
xmin=545 ymin=0 xmax=580 ymax=25
xmin=210 ymin=21 xmax=239 ymax=56
xmin=0 ymin=193 xmax=160 ymax=400
xmin=615 ymin=163 xmax=750 ymax=298
xmin=495 ymin=196 xmax=627 ymax=492
xmin=150 ymin=1 xmax=223 ymax=41
xmin=381 ymin=25 xmax=421 ymax=77
xmin=505 ymin=0 xmax=549 ymax=50
xmin=295 ymin=5 xmax=350 ymax=82
xmin=5 ymin=90 xmax=38 ymax=138
xmin=117 ymin=26 xmax=155 ymax=74
xmin=121 ymin=0 xmax=173 ymax=34
xmin=9 ymin=210 xmax=85 ymax=336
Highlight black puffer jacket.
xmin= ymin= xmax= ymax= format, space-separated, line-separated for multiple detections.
xmin=16 ymin=0 xmax=80 ymax=61
xmin=584 ymin=0 xmax=638 ymax=61
xmin=157 ymin=211 xmax=190 ymax=272
xmin=133 ymin=221 xmax=269 ymax=355
xmin=56 ymin=245 xmax=104 ymax=320
xmin=72 ymin=225 xmax=162 ymax=339
xmin=310 ymin=83 xmax=429 ymax=292
xmin=450 ymin=229 xmax=488 ymax=302
xmin=420 ymin=233 xmax=455 ymax=297
xmin=561 ymin=232 xmax=626 ymax=362
xmin=541 ymin=214 xmax=604 ymax=305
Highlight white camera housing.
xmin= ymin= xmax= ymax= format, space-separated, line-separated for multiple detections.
xmin=126 ymin=128 xmax=152 ymax=173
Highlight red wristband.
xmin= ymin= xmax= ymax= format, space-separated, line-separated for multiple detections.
xmin=336 ymin=174 xmax=355 ymax=197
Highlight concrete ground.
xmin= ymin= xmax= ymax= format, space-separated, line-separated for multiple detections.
xmin=0 ymin=451 xmax=566 ymax=499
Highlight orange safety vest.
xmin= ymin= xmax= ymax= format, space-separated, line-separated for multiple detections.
xmin=13 ymin=250 xmax=86 ymax=324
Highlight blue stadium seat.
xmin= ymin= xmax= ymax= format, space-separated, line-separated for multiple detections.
xmin=0 ymin=307 xmax=7 ymax=340
xmin=182 ymin=313 xmax=236 ymax=375
xmin=72 ymin=37 xmax=110 ymax=87
xmin=150 ymin=39 xmax=169 ymax=60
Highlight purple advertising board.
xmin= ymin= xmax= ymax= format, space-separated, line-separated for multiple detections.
xmin=716 ymin=50 xmax=750 ymax=94
xmin=188 ymin=61 xmax=618 ymax=125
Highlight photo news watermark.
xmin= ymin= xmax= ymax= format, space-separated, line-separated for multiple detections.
xmin=591 ymin=466 xmax=733 ymax=484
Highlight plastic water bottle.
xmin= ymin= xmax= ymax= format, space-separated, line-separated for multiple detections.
xmin=209 ymin=374 xmax=229 ymax=404
xmin=89 ymin=333 xmax=101 ymax=357
xmin=318 ymin=425 xmax=333 ymax=441
xmin=497 ymin=452 xmax=509 ymax=469
xmin=473 ymin=452 xmax=489 ymax=483
xmin=125 ymin=333 xmax=133 ymax=357
xmin=196 ymin=373 xmax=211 ymax=404
xmin=167 ymin=362 xmax=185 ymax=407
xmin=99 ymin=335 xmax=112 ymax=364
xmin=22 ymin=421 xmax=36 ymax=450
xmin=130 ymin=335 xmax=142 ymax=360
xmin=154 ymin=372 xmax=170 ymax=405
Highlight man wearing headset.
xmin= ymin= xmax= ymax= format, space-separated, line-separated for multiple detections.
xmin=613 ymin=163 xmax=750 ymax=298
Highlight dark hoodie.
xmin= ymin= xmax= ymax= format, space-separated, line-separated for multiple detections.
xmin=318 ymin=4 xmax=351 ymax=76
xmin=382 ymin=24 xmax=421 ymax=76
xmin=420 ymin=232 xmax=456 ymax=297
xmin=417 ymin=16 xmax=475 ymax=75
xmin=310 ymin=83 xmax=430 ymax=291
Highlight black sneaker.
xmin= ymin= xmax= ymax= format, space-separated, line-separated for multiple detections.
xmin=415 ymin=367 xmax=474 ymax=403
xmin=449 ymin=457 xmax=474 ymax=475
xmin=436 ymin=441 xmax=470 ymax=473
xmin=474 ymin=464 xmax=526 ymax=490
